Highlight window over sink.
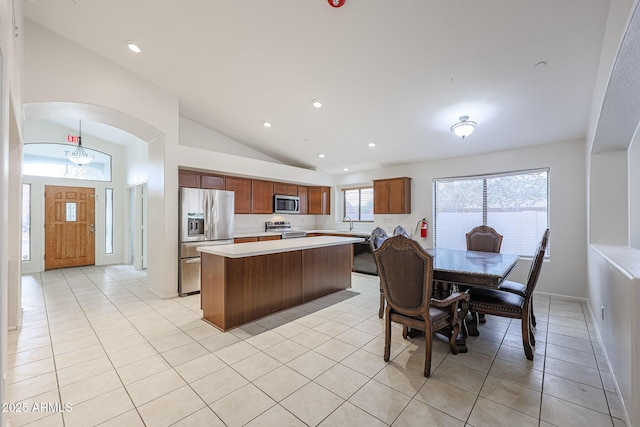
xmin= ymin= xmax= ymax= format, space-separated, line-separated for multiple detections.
xmin=343 ymin=187 xmax=374 ymax=222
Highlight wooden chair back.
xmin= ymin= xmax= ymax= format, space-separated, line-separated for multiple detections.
xmin=466 ymin=225 xmax=503 ymax=253
xmin=374 ymin=235 xmax=433 ymax=318
xmin=524 ymin=229 xmax=550 ymax=299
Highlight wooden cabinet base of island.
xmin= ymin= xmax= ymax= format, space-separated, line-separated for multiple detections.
xmin=200 ymin=244 xmax=352 ymax=331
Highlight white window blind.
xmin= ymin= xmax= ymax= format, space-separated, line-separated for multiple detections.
xmin=343 ymin=187 xmax=374 ymax=221
xmin=434 ymin=169 xmax=549 ymax=256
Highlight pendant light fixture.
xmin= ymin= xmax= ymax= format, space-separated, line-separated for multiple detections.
xmin=65 ymin=120 xmax=94 ymax=165
xmin=450 ymin=115 xmax=477 ymax=139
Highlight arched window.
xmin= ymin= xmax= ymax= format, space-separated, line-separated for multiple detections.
xmin=23 ymin=143 xmax=112 ymax=181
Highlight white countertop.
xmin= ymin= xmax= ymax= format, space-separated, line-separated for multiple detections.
xmin=198 ymin=236 xmax=364 ymax=258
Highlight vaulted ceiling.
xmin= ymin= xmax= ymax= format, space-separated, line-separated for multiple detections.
xmin=23 ymin=0 xmax=611 ymax=174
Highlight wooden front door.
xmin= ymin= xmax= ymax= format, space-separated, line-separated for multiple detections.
xmin=45 ymin=185 xmax=95 ymax=270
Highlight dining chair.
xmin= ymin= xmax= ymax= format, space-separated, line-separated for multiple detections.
xmin=373 ymin=235 xmax=469 ymax=377
xmin=369 ymin=227 xmax=389 ymax=318
xmin=499 ymin=230 xmax=549 ymax=326
xmin=467 ymin=229 xmax=549 ymax=360
xmin=466 ymin=225 xmax=503 ymax=253
xmin=465 ymin=225 xmax=503 ymax=324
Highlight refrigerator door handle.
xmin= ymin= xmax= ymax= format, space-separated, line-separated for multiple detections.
xmin=185 ymin=258 xmax=201 ymax=264
xmin=203 ymin=191 xmax=210 ymax=240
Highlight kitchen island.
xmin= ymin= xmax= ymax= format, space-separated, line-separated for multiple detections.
xmin=197 ymin=236 xmax=363 ymax=331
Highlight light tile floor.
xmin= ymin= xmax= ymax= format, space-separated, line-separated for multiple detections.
xmin=6 ymin=265 xmax=628 ymax=426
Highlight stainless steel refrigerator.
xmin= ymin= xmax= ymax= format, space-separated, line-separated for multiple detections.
xmin=179 ymin=188 xmax=234 ymax=295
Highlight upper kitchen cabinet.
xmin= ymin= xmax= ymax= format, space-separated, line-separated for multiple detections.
xmin=252 ymin=180 xmax=274 ymax=214
xmin=373 ymin=177 xmax=411 ymax=214
xmin=308 ymin=186 xmax=331 ymax=215
xmin=298 ymin=186 xmax=308 ymax=215
xmin=178 ymin=171 xmax=200 ymax=188
xmin=273 ymin=183 xmax=298 ymax=196
xmin=225 ymin=177 xmax=252 ymax=214
xmin=201 ymin=175 xmax=225 ymax=190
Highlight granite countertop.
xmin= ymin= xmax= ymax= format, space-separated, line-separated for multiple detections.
xmin=198 ymin=236 xmax=364 ymax=258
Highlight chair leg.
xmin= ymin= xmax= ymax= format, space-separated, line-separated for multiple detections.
xmin=448 ymin=321 xmax=460 ymax=355
xmin=478 ymin=313 xmax=486 ymax=324
xmin=378 ymin=289 xmax=385 ymax=319
xmin=531 ymin=297 xmax=536 ymax=327
xmin=521 ymin=313 xmax=534 ymax=361
xmin=384 ymin=307 xmax=392 ymax=362
xmin=424 ymin=326 xmax=432 ymax=377
xmin=467 ymin=311 xmax=480 ymax=336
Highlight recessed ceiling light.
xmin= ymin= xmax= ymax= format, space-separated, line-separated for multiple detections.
xmin=126 ymin=40 xmax=142 ymax=53
xmin=263 ymin=122 xmax=272 ymax=128
xmin=318 ymin=153 xmax=326 ymax=158
xmin=311 ymin=100 xmax=323 ymax=108
xmin=368 ymin=142 xmax=376 ymax=147
xmin=535 ymin=61 xmax=547 ymax=68
xmin=343 ymin=167 xmax=349 ymax=172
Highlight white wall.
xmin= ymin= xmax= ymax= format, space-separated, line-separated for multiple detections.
xmin=588 ymin=246 xmax=640 ymax=427
xmin=0 ymin=0 xmax=24 ymax=422
xmin=590 ymin=150 xmax=629 ymax=245
xmin=629 ymin=132 xmax=640 ymax=249
xmin=585 ymin=1 xmax=640 ymax=425
xmin=335 ymin=139 xmax=588 ymax=298
xmin=125 ymin=136 xmax=149 ymax=187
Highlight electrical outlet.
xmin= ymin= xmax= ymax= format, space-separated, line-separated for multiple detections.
xmin=601 ymin=306 xmax=605 ymax=320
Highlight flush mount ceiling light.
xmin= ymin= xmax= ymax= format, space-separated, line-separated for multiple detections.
xmin=263 ymin=121 xmax=272 ymax=128
xmin=126 ymin=40 xmax=142 ymax=53
xmin=311 ymin=100 xmax=323 ymax=108
xmin=65 ymin=120 xmax=94 ymax=166
xmin=450 ymin=115 xmax=477 ymax=139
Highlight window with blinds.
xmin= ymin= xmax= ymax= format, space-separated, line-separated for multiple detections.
xmin=434 ymin=169 xmax=549 ymax=256
xmin=343 ymin=187 xmax=374 ymax=221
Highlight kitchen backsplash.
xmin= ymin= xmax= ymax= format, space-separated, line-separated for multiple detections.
xmin=234 ymin=214 xmax=385 ymax=235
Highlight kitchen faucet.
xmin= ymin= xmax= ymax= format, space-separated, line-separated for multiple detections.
xmin=344 ymin=216 xmax=353 ymax=231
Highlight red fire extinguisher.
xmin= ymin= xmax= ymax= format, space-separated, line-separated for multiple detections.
xmin=419 ymin=219 xmax=428 ymax=238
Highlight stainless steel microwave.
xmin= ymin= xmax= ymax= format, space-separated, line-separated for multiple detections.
xmin=274 ymin=194 xmax=300 ymax=214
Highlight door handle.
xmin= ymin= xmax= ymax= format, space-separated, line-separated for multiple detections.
xmin=89 ymin=224 xmax=95 ymax=233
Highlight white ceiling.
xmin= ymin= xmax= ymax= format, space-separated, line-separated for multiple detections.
xmin=23 ymin=0 xmax=612 ymax=174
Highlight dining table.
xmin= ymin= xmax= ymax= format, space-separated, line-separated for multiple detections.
xmin=424 ymin=247 xmax=520 ymax=352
